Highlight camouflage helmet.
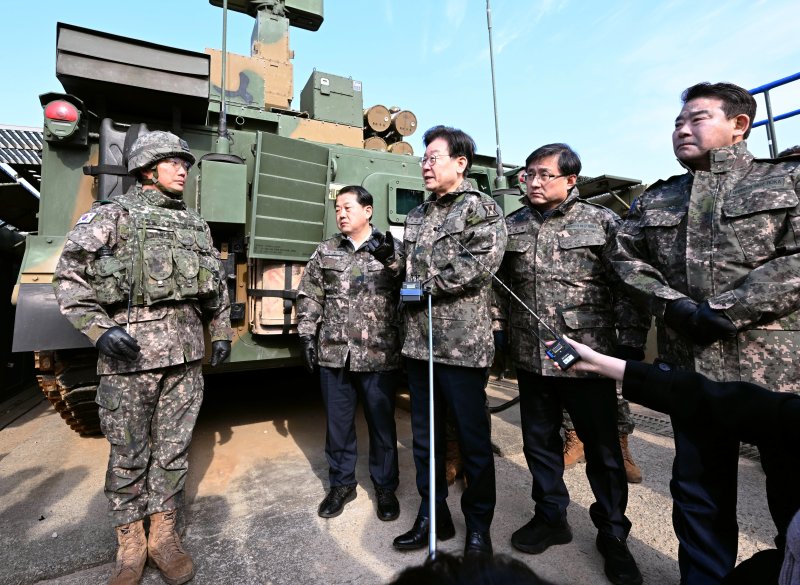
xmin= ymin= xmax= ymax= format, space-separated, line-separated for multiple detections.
xmin=127 ymin=131 xmax=196 ymax=174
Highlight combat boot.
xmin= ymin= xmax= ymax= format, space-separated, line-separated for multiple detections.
xmin=563 ymin=429 xmax=585 ymax=468
xmin=445 ymin=439 xmax=463 ymax=485
xmin=619 ymin=433 xmax=643 ymax=484
xmin=108 ymin=520 xmax=147 ymax=585
xmin=148 ymin=510 xmax=195 ymax=585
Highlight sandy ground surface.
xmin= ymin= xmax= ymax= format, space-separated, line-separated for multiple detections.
xmin=0 ymin=369 xmax=775 ymax=585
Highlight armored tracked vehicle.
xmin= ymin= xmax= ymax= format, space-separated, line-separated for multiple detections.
xmin=12 ymin=0 xmax=642 ymax=435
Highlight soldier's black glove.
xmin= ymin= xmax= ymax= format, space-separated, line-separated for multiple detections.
xmin=96 ymin=326 xmax=141 ymax=361
xmin=663 ymin=298 xmax=700 ymax=339
xmin=365 ymin=230 xmax=396 ymax=265
xmin=691 ymin=301 xmax=737 ymax=345
xmin=493 ymin=330 xmax=508 ymax=352
xmin=299 ymin=335 xmax=317 ymax=374
xmin=210 ymin=340 xmax=231 ymax=367
xmin=613 ymin=345 xmax=645 ymax=361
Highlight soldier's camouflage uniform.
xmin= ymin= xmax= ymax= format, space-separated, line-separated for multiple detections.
xmin=297 ymin=229 xmax=403 ymax=371
xmin=402 ymin=180 xmax=507 ymax=367
xmin=297 ymin=228 xmax=403 ymax=491
xmin=492 ymin=189 xmax=647 ymax=538
xmin=612 ymin=141 xmax=800 ymax=583
xmin=492 ymin=190 xmax=648 ymax=375
xmin=401 ymin=179 xmax=506 ymax=533
xmin=613 ymin=141 xmax=800 ymax=390
xmin=53 ymin=185 xmax=231 ymax=526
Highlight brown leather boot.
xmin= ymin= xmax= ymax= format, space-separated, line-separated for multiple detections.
xmin=619 ymin=433 xmax=643 ymax=484
xmin=563 ymin=429 xmax=585 ymax=468
xmin=108 ymin=520 xmax=146 ymax=585
xmin=445 ymin=439 xmax=463 ymax=485
xmin=148 ymin=510 xmax=195 ymax=585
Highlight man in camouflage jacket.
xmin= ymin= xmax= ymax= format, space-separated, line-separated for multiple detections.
xmin=612 ymin=82 xmax=800 ymax=585
xmin=392 ymin=125 xmax=507 ymax=557
xmin=492 ymin=143 xmax=646 ymax=585
xmin=297 ymin=185 xmax=403 ymax=523
xmin=53 ymin=131 xmax=231 ymax=585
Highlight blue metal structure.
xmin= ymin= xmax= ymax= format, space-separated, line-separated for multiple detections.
xmin=749 ymin=72 xmax=800 ymax=157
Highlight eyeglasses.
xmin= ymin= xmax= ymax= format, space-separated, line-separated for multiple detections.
xmin=521 ymin=171 xmax=565 ymax=183
xmin=419 ymin=154 xmax=453 ymax=167
xmin=163 ymin=157 xmax=192 ymax=171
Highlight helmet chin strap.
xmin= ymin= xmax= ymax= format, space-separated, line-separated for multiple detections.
xmin=144 ymin=165 xmax=183 ymax=198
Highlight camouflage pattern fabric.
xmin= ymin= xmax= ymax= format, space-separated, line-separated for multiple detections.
xmin=297 ymin=228 xmax=403 ymax=372
xmin=126 ymin=130 xmax=195 ymax=173
xmin=492 ymin=191 xmax=648 ymax=377
xmin=53 ymin=186 xmax=231 ymax=375
xmin=613 ymin=142 xmax=800 ymax=390
xmin=402 ymin=180 xmax=508 ymax=368
xmin=53 ymin=184 xmax=231 ymax=526
xmin=96 ymin=362 xmax=203 ymax=526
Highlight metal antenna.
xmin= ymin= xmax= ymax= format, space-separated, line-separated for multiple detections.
xmin=486 ymin=0 xmax=507 ymax=189
xmin=217 ymin=0 xmax=231 ymax=154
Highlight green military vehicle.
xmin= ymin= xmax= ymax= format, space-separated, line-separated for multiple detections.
xmin=12 ymin=0 xmax=642 ymax=435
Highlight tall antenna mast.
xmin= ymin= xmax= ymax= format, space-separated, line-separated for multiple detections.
xmin=216 ymin=0 xmax=231 ymax=154
xmin=486 ymin=0 xmax=507 ymax=189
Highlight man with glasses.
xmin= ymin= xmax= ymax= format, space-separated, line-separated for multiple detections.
xmin=492 ymin=144 xmax=646 ymax=585
xmin=392 ymin=125 xmax=507 ymax=557
xmin=54 ymin=131 xmax=231 ymax=585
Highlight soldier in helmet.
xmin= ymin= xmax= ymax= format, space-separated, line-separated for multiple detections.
xmin=53 ymin=130 xmax=232 ymax=585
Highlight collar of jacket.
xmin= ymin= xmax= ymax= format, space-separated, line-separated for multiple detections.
xmin=425 ymin=179 xmax=475 ymax=207
xmin=519 ymin=185 xmax=581 ymax=217
xmin=678 ymin=140 xmax=753 ymax=175
xmin=135 ymin=185 xmax=187 ymax=210
xmin=338 ymin=224 xmax=377 ymax=251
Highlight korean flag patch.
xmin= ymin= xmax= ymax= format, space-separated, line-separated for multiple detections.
xmin=75 ymin=212 xmax=97 ymax=225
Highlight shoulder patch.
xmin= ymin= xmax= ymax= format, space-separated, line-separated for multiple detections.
xmin=481 ymin=201 xmax=500 ymax=219
xmin=75 ymin=211 xmax=98 ymax=225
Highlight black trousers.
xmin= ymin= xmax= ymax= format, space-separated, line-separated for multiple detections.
xmin=671 ymin=422 xmax=800 ymax=585
xmin=517 ymin=369 xmax=631 ymax=539
xmin=406 ymin=358 xmax=495 ymax=533
xmin=319 ymin=366 xmax=399 ymax=490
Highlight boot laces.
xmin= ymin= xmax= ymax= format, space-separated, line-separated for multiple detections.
xmin=155 ymin=511 xmax=186 ymax=559
xmin=116 ymin=524 xmax=145 ymax=572
xmin=564 ymin=431 xmax=581 ymax=452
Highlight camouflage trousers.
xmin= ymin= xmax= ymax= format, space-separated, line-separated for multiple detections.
xmin=96 ymin=360 xmax=204 ymax=527
xmin=563 ymin=384 xmax=634 ymax=435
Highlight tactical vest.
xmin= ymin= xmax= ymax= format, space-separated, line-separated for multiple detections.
xmin=89 ymin=191 xmax=222 ymax=308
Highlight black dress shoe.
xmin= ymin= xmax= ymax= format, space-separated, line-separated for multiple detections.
xmin=392 ymin=514 xmax=456 ymax=550
xmin=511 ymin=515 xmax=572 ymax=554
xmin=317 ymin=485 xmax=356 ymax=518
xmin=596 ymin=533 xmax=643 ymax=585
xmin=464 ymin=530 xmax=493 ymax=557
xmin=375 ymin=488 xmax=400 ymax=521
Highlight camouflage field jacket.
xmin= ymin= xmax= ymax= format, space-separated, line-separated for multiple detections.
xmin=53 ymin=186 xmax=231 ymax=375
xmin=297 ymin=229 xmax=403 ymax=372
xmin=493 ymin=191 xmax=648 ymax=377
xmin=402 ymin=180 xmax=508 ymax=368
xmin=613 ymin=141 xmax=800 ymax=389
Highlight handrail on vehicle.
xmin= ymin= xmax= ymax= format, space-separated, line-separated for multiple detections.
xmin=749 ymin=72 xmax=800 ymax=157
